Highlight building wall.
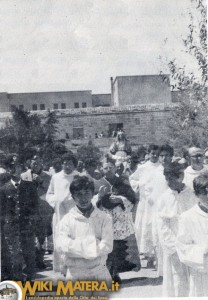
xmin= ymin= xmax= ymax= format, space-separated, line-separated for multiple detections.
xmin=52 ymin=104 xmax=174 ymax=150
xmin=113 ymin=75 xmax=171 ymax=106
xmin=7 ymin=90 xmax=92 ymax=111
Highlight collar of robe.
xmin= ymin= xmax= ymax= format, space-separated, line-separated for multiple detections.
xmin=76 ymin=204 xmax=94 ymax=218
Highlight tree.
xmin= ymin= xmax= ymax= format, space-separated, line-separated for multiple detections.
xmin=76 ymin=140 xmax=102 ymax=169
xmin=0 ymin=108 xmax=67 ymax=163
xmin=41 ymin=110 xmax=67 ymax=162
xmin=0 ymin=108 xmax=45 ymax=161
xmin=161 ymin=0 xmax=207 ymax=151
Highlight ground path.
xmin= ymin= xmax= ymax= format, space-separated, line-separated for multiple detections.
xmin=34 ymin=254 xmax=162 ymax=298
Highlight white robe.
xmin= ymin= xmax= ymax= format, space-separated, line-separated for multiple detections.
xmin=57 ymin=206 xmax=113 ymax=282
xmin=129 ymin=160 xmax=160 ymax=255
xmin=150 ymin=164 xmax=168 ymax=275
xmin=183 ymin=166 xmax=207 ymax=191
xmin=176 ymin=204 xmax=208 ymax=297
xmin=46 ymin=169 xmax=79 ymax=272
xmin=157 ymin=187 xmax=197 ymax=296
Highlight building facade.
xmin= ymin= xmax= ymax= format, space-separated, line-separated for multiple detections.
xmin=0 ymin=74 xmax=177 ymax=149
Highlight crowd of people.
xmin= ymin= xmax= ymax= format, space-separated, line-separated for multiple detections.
xmin=0 ymin=139 xmax=208 ymax=297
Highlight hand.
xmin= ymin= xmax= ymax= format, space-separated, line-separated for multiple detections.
xmin=109 ymin=195 xmax=123 ymax=203
xmin=98 ymin=185 xmax=108 ymax=198
xmin=109 ymin=195 xmax=125 ymax=210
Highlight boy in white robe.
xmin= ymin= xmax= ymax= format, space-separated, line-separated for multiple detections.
xmin=183 ymin=147 xmax=207 ymax=190
xmin=157 ymin=162 xmax=197 ymax=297
xmin=129 ymin=144 xmax=160 ymax=266
xmin=176 ymin=173 xmax=208 ymax=297
xmin=150 ymin=144 xmax=174 ymax=276
xmin=57 ymin=175 xmax=113 ymax=296
xmin=46 ymin=152 xmax=79 ymax=272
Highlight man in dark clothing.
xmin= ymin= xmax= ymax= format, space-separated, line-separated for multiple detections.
xmin=0 ymin=162 xmax=39 ymax=280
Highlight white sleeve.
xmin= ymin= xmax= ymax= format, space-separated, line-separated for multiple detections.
xmin=56 ymin=215 xmax=97 ymax=259
xmin=46 ymin=176 xmax=56 ymax=208
xmin=97 ymin=213 xmax=113 ymax=256
xmin=129 ymin=169 xmax=140 ymax=193
xmin=158 ymin=216 xmax=177 ymax=255
xmin=176 ymin=214 xmax=207 ymax=272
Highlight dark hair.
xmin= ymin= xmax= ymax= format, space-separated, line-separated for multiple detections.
xmin=85 ymin=158 xmax=98 ymax=169
xmin=163 ymin=162 xmax=185 ymax=181
xmin=70 ymin=175 xmax=95 ymax=195
xmin=147 ymin=144 xmax=159 ymax=153
xmin=137 ymin=145 xmax=147 ymax=156
xmin=193 ymin=172 xmax=208 ymax=196
xmin=61 ymin=152 xmax=78 ymax=168
xmin=159 ymin=144 xmax=174 ymax=157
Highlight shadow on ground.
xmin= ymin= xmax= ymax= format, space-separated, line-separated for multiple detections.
xmin=121 ymin=276 xmax=163 ymax=287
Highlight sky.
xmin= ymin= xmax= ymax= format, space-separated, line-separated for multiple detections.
xmin=0 ymin=0 xmax=201 ymax=94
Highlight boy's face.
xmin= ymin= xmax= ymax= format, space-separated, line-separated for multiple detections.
xmin=102 ymin=162 xmax=116 ymax=179
xmin=159 ymin=151 xmax=172 ymax=166
xmin=72 ymin=189 xmax=93 ymax=210
xmin=149 ymin=150 xmax=159 ymax=163
xmin=31 ymin=157 xmax=43 ymax=174
xmin=62 ymin=160 xmax=75 ymax=174
xmin=190 ymin=153 xmax=204 ymax=170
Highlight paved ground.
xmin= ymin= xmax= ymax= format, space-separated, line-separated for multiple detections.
xmin=34 ymin=254 xmax=162 ymax=298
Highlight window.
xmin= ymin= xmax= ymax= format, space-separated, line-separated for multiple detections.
xmin=10 ymin=105 xmax=16 ymax=112
xmin=73 ymin=127 xmax=84 ymax=139
xmin=108 ymin=123 xmax=123 ymax=137
xmin=74 ymin=103 xmax=79 ymax=108
xmin=32 ymin=104 xmax=37 ymax=111
xmin=54 ymin=104 xmax=58 ymax=110
xmin=40 ymin=104 xmax=45 ymax=110
xmin=82 ymin=102 xmax=87 ymax=108
xmin=61 ymin=103 xmax=66 ymax=109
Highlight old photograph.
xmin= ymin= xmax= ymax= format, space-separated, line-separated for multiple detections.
xmin=0 ymin=0 xmax=207 ymax=298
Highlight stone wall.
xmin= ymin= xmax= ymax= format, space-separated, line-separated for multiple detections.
xmin=53 ymin=103 xmax=176 ymax=150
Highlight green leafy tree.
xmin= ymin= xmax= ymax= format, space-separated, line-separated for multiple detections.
xmin=0 ymin=108 xmax=45 ymax=161
xmin=41 ymin=110 xmax=67 ymax=162
xmin=76 ymin=140 xmax=102 ymax=170
xmin=161 ymin=0 xmax=207 ymax=150
xmin=0 ymin=108 xmax=67 ymax=163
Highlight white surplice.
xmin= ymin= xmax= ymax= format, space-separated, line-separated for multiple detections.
xmin=176 ymin=204 xmax=208 ymax=297
xmin=149 ymin=164 xmax=168 ymax=276
xmin=129 ymin=160 xmax=160 ymax=255
xmin=56 ymin=206 xmax=113 ymax=282
xmin=183 ymin=165 xmax=207 ymax=191
xmin=157 ymin=186 xmax=197 ymax=297
xmin=46 ymin=169 xmax=79 ymax=272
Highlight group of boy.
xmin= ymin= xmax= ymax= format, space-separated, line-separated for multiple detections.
xmin=1 ymin=144 xmax=208 ymax=297
xmin=130 ymin=144 xmax=208 ymax=297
